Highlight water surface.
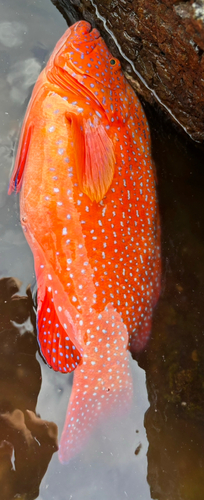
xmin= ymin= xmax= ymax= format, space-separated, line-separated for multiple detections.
xmin=0 ymin=1 xmax=204 ymax=499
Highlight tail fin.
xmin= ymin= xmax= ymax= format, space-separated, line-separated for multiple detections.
xmin=59 ymin=305 xmax=133 ymax=463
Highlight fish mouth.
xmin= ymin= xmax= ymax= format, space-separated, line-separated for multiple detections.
xmin=66 ymin=21 xmax=101 ymax=57
xmin=72 ymin=20 xmax=100 ymax=44
xmin=73 ymin=20 xmax=92 ymax=37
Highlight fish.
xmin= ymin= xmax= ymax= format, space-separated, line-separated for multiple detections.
xmin=8 ymin=21 xmax=161 ymax=463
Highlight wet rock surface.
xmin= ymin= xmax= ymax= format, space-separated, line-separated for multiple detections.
xmin=137 ymin=103 xmax=204 ymax=423
xmin=52 ymin=0 xmax=204 ymax=142
xmin=145 ymin=405 xmax=204 ymax=500
xmin=134 ymin=106 xmax=204 ymax=499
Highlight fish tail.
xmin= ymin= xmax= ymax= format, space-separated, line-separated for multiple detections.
xmin=59 ymin=305 xmax=133 ymax=463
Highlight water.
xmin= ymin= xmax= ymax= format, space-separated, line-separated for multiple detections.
xmin=0 ymin=1 xmax=204 ymax=499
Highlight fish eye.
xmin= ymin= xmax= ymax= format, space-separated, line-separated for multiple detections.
xmin=110 ymin=58 xmax=116 ymax=66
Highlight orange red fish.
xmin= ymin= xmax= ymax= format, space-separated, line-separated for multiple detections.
xmin=8 ymin=21 xmax=161 ymax=463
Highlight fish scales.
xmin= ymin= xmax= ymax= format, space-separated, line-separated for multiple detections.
xmin=8 ymin=21 xmax=161 ymax=462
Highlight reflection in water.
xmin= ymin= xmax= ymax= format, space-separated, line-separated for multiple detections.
xmin=0 ymin=277 xmax=58 ymax=500
xmin=0 ymin=21 xmax=27 ymax=48
xmin=7 ymin=58 xmax=41 ymax=104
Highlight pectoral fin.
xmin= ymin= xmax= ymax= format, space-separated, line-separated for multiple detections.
xmin=66 ymin=111 xmax=115 ymax=202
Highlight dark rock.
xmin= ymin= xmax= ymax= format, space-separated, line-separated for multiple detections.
xmin=137 ymin=106 xmax=204 ymax=422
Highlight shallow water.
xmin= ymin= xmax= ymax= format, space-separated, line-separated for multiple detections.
xmin=0 ymin=1 xmax=204 ymax=499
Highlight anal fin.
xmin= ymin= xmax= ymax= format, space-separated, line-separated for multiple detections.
xmin=37 ymin=286 xmax=82 ymax=373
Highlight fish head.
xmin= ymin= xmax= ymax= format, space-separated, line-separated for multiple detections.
xmin=49 ymin=21 xmax=100 ymax=73
xmin=46 ymin=21 xmax=129 ymax=123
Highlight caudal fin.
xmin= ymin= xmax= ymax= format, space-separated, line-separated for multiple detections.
xmin=59 ymin=305 xmax=133 ymax=463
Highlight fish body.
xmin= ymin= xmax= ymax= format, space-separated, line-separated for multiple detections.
xmin=9 ymin=21 xmax=161 ymax=462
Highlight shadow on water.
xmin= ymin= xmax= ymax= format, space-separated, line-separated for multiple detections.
xmin=0 ymin=278 xmax=58 ymax=500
